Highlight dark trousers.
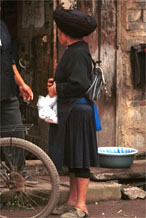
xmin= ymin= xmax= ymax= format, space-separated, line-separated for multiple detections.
xmin=0 ymin=96 xmax=25 ymax=171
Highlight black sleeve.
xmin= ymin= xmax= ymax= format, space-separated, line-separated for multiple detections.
xmin=56 ymin=50 xmax=91 ymax=98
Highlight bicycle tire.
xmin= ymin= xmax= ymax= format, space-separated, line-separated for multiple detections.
xmin=0 ymin=137 xmax=60 ymax=218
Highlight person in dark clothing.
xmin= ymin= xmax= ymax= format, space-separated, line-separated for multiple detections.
xmin=0 ymin=5 xmax=34 ymax=180
xmin=48 ymin=8 xmax=102 ymax=218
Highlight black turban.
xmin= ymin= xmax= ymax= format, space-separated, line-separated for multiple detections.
xmin=53 ymin=8 xmax=97 ymax=38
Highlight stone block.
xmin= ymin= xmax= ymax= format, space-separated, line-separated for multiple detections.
xmin=143 ymin=10 xmax=146 ymax=22
xmin=87 ymin=182 xmax=121 ymax=202
xmin=135 ymin=0 xmax=146 ymax=2
xmin=58 ymin=180 xmax=121 ymax=204
xmin=128 ymin=9 xmax=141 ymax=22
xmin=90 ymin=160 xmax=146 ymax=181
xmin=127 ymin=1 xmax=146 ymax=9
xmin=126 ymin=39 xmax=146 ymax=52
xmin=126 ymin=22 xmax=146 ymax=30
xmin=122 ymin=187 xmax=146 ymax=200
xmin=137 ymin=2 xmax=146 ymax=9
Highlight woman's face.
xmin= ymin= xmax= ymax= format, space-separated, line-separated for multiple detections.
xmin=57 ymin=29 xmax=68 ymax=46
xmin=57 ymin=28 xmax=82 ymax=47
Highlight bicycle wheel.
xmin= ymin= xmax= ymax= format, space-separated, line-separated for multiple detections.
xmin=0 ymin=137 xmax=60 ymax=218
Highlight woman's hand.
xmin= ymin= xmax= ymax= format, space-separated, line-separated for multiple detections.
xmin=47 ymin=78 xmax=54 ymax=87
xmin=47 ymin=78 xmax=57 ymax=97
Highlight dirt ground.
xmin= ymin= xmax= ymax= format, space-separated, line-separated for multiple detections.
xmin=1 ymin=199 xmax=145 ymax=217
xmin=87 ymin=199 xmax=146 ymax=218
xmin=49 ymin=199 xmax=146 ymax=218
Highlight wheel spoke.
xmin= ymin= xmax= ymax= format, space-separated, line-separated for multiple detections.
xmin=0 ymin=137 xmax=60 ymax=218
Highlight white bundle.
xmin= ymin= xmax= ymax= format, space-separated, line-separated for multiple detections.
xmin=37 ymin=95 xmax=58 ymax=124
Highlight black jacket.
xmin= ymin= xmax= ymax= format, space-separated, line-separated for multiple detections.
xmin=0 ymin=19 xmax=17 ymax=101
xmin=55 ymin=41 xmax=91 ymax=98
xmin=55 ymin=41 xmax=92 ymax=125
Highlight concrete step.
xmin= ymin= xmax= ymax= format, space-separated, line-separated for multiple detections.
xmin=59 ymin=176 xmax=121 ymax=204
xmin=58 ymin=160 xmax=146 ymax=204
xmin=90 ymin=160 xmax=146 ymax=181
xmin=1 ymin=160 xmax=144 ymax=204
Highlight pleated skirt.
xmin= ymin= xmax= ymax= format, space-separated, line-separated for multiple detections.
xmin=49 ymin=103 xmax=99 ymax=171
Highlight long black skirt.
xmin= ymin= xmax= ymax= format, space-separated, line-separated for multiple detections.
xmin=48 ymin=103 xmax=99 ymax=171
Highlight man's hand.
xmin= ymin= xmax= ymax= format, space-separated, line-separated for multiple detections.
xmin=19 ymin=83 xmax=34 ymax=101
xmin=12 ymin=64 xmax=34 ymax=101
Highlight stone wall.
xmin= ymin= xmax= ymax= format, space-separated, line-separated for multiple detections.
xmin=116 ymin=0 xmax=146 ymax=153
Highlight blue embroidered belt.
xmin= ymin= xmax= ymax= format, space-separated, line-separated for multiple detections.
xmin=76 ymin=98 xmax=102 ymax=131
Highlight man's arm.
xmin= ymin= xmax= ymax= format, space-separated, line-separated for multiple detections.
xmin=12 ymin=64 xmax=34 ymax=101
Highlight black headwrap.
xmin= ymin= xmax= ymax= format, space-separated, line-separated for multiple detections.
xmin=53 ymin=8 xmax=97 ymax=38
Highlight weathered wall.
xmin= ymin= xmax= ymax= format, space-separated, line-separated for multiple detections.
xmin=116 ymin=0 xmax=146 ymax=153
xmin=59 ymin=0 xmax=117 ymax=148
xmin=95 ymin=0 xmax=117 ymax=148
xmin=5 ymin=0 xmax=145 ymax=154
xmin=59 ymin=0 xmax=146 ymax=153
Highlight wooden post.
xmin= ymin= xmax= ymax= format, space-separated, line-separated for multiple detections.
xmin=53 ymin=0 xmax=57 ymax=76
